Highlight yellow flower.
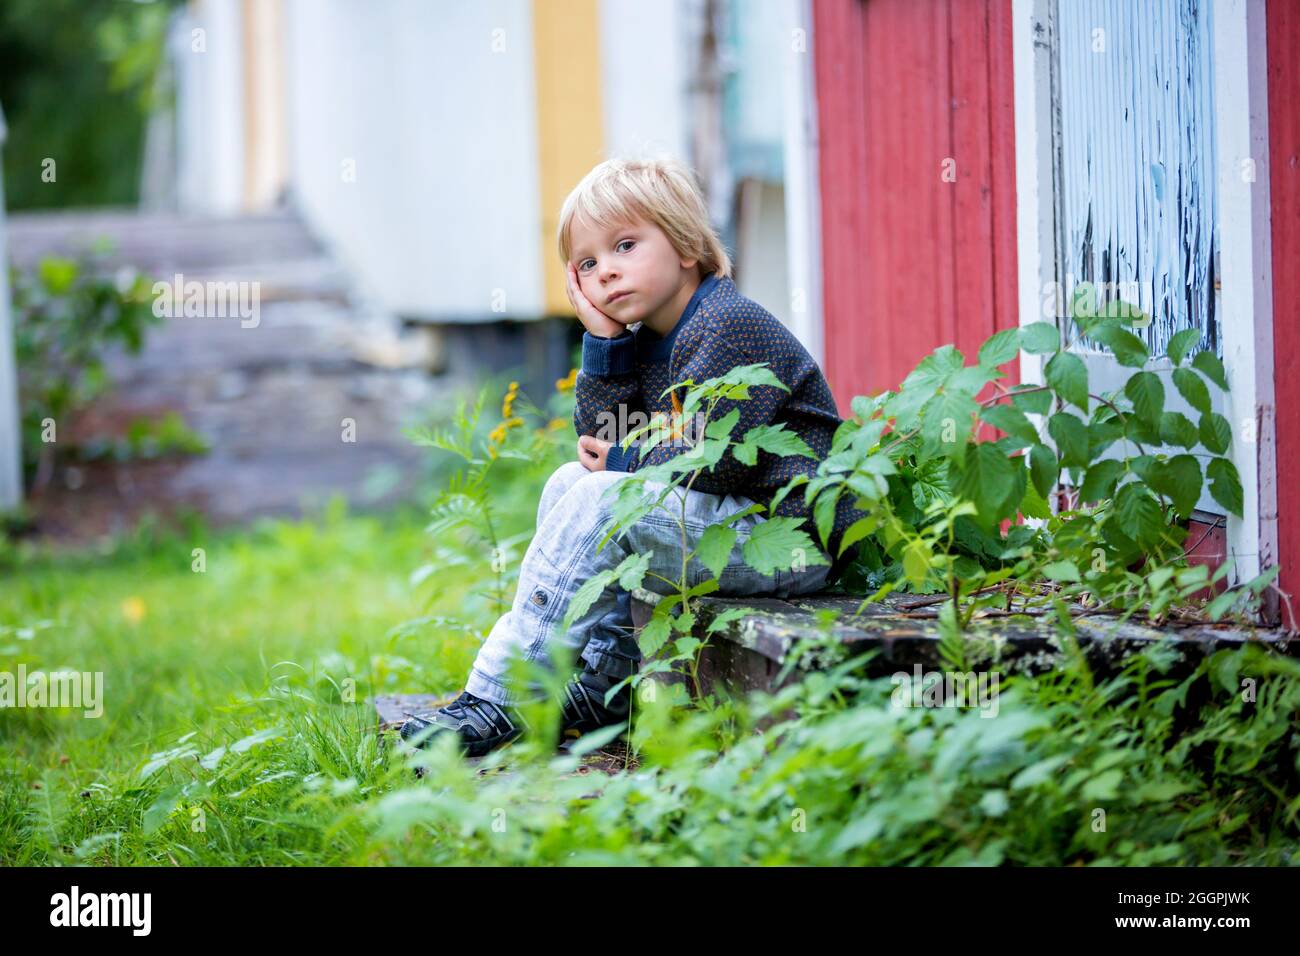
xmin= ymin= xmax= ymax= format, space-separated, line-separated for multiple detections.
xmin=487 ymin=413 xmax=526 ymax=458
xmin=501 ymin=381 xmax=520 ymax=419
xmin=547 ymin=417 xmax=568 ymax=431
xmin=555 ymin=368 xmax=578 ymax=392
xmin=122 ymin=596 xmax=147 ymax=624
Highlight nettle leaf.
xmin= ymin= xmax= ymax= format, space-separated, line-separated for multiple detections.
xmin=946 ymin=364 xmax=998 ymax=395
xmin=702 ymin=362 xmax=790 ymax=395
xmin=1020 ymin=474 xmax=1053 ymax=519
xmin=560 ymin=566 xmax=619 ymax=634
xmin=1009 ymin=385 xmax=1053 ymax=416
xmin=1047 ymin=412 xmax=1089 ymax=469
xmin=703 ymin=407 xmax=741 ymax=441
xmin=1199 ymin=412 xmax=1232 ymax=454
xmin=838 ymin=511 xmax=879 ymax=557
xmin=637 ymin=614 xmax=673 ymax=659
xmin=920 ymin=390 xmax=979 ymax=460
xmin=814 ymin=487 xmax=841 ymax=549
xmin=768 ymin=474 xmax=810 ymax=514
xmin=1089 ymin=324 xmax=1149 ymax=368
xmin=851 ymin=393 xmax=886 ymax=423
xmin=978 ymin=327 xmax=1021 ymax=368
xmin=1152 ymin=454 xmax=1202 ymax=519
xmin=1124 ymin=411 xmax=1162 ymax=447
xmin=1167 ymin=328 xmax=1202 ymax=365
xmin=1045 ymin=351 xmax=1089 ymax=410
xmin=1021 ymin=322 xmax=1061 ymax=354
xmin=742 ymin=518 xmax=830 ymax=576
xmin=1029 ymin=443 xmax=1059 ymax=498
xmin=694 ymin=524 xmax=737 ymax=579
xmin=1171 ymin=367 xmax=1211 ymax=415
xmin=1088 ymin=418 xmax=1124 ymax=458
xmin=902 ymin=345 xmax=966 ymax=391
xmin=615 ymin=550 xmax=654 ymax=592
xmin=1115 ymin=482 xmax=1166 ymax=549
xmin=1207 ymin=457 xmax=1244 ymax=517
xmin=1079 ymin=458 xmax=1125 ymax=503
xmin=1191 ymin=350 xmax=1228 ymax=390
xmin=1158 ymin=411 xmax=1199 ymax=450
xmin=901 ymin=538 xmax=933 ymax=589
xmin=955 ymin=442 xmax=1018 ymax=529
xmin=1042 ymin=560 xmax=1081 ymax=583
xmin=1125 ymin=371 xmax=1165 ymax=425
xmin=1127 ymin=454 xmax=1158 ymax=483
xmin=980 ymin=403 xmax=1039 ymax=447
xmin=733 ymin=422 xmax=815 ymax=465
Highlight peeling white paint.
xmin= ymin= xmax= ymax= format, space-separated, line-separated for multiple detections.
xmin=1055 ymin=0 xmax=1220 ymax=359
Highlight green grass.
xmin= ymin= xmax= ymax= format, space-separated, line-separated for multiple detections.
xmin=0 ymin=494 xmax=488 ymax=864
xmin=3 ymin=481 xmax=1300 ymax=866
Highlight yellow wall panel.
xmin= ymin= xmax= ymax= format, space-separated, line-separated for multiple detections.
xmin=532 ymin=0 xmax=605 ymax=315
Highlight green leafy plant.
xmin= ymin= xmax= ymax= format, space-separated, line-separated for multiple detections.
xmin=403 ymin=375 xmax=577 ymax=619
xmin=10 ymin=251 xmax=161 ymax=493
xmin=798 ymin=303 xmax=1280 ymax=633
xmin=556 ymin=363 xmax=831 ymax=706
xmin=546 ymin=300 xmax=1280 ymax=737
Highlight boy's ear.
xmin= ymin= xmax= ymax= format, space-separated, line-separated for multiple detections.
xmin=679 ymin=255 xmax=700 ymax=272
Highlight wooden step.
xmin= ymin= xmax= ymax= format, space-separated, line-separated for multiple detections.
xmin=631 ymin=588 xmax=1300 ymax=700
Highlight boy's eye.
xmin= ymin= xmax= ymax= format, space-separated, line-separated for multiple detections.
xmin=616 ymin=239 xmax=635 ymax=252
xmin=578 ymin=259 xmax=595 ymax=271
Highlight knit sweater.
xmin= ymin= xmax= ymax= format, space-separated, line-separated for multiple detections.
xmin=574 ymin=272 xmax=868 ymax=571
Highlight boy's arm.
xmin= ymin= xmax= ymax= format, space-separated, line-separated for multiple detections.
xmin=614 ymin=328 xmax=789 ymax=491
xmin=573 ymin=330 xmax=643 ymax=461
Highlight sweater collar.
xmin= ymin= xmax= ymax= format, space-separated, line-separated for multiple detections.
xmin=636 ymin=272 xmax=723 ymax=361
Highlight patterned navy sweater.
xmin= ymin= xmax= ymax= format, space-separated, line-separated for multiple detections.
xmin=574 ymin=272 xmax=867 ymax=570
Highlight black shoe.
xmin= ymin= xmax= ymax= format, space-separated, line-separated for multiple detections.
xmin=559 ymin=667 xmax=632 ymax=744
xmin=399 ymin=690 xmax=528 ymax=758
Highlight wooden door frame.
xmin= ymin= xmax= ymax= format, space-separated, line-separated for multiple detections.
xmin=1011 ymin=0 xmax=1278 ymax=612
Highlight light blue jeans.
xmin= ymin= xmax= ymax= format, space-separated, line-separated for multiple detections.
xmin=465 ymin=460 xmax=833 ymax=706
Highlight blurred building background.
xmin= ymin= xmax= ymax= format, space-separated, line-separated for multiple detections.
xmin=155 ymin=0 xmax=821 ymax=348
xmin=2 ymin=0 xmax=1299 ymax=627
xmin=0 ymin=0 xmax=824 ymax=539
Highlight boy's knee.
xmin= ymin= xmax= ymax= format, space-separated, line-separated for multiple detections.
xmin=571 ymin=469 xmax=627 ymax=507
xmin=547 ymin=460 xmax=589 ymax=495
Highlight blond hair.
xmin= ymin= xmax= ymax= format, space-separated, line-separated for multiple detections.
xmin=556 ymin=156 xmax=732 ymax=279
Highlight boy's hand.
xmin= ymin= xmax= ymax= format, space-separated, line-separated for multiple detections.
xmin=566 ymin=262 xmax=626 ymax=339
xmin=578 ymin=435 xmax=612 ymax=471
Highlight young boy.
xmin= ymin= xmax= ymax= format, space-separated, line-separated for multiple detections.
xmin=400 ymin=157 xmax=864 ymax=758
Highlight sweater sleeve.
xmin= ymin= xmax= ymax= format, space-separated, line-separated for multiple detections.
xmin=573 ymin=330 xmax=643 ymax=454
xmin=621 ymin=327 xmax=789 ymax=493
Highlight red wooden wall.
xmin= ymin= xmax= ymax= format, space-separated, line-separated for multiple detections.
xmin=812 ymin=0 xmax=1020 ymax=413
xmin=1268 ymin=0 xmax=1299 ymax=628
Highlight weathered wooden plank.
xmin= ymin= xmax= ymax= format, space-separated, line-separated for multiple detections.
xmin=634 ymin=589 xmax=1300 ymax=700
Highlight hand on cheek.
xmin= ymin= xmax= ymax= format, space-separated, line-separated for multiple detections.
xmin=578 ymin=435 xmax=612 ymax=471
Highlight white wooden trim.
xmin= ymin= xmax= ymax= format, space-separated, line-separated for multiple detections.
xmin=1212 ymin=0 xmax=1276 ymax=585
xmin=1013 ymin=0 xmax=1276 ymax=588
xmin=782 ymin=0 xmax=824 ymax=365
xmin=1011 ymin=0 xmax=1055 ymax=390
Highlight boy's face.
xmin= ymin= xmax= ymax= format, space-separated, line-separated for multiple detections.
xmin=568 ymin=214 xmax=698 ymax=328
